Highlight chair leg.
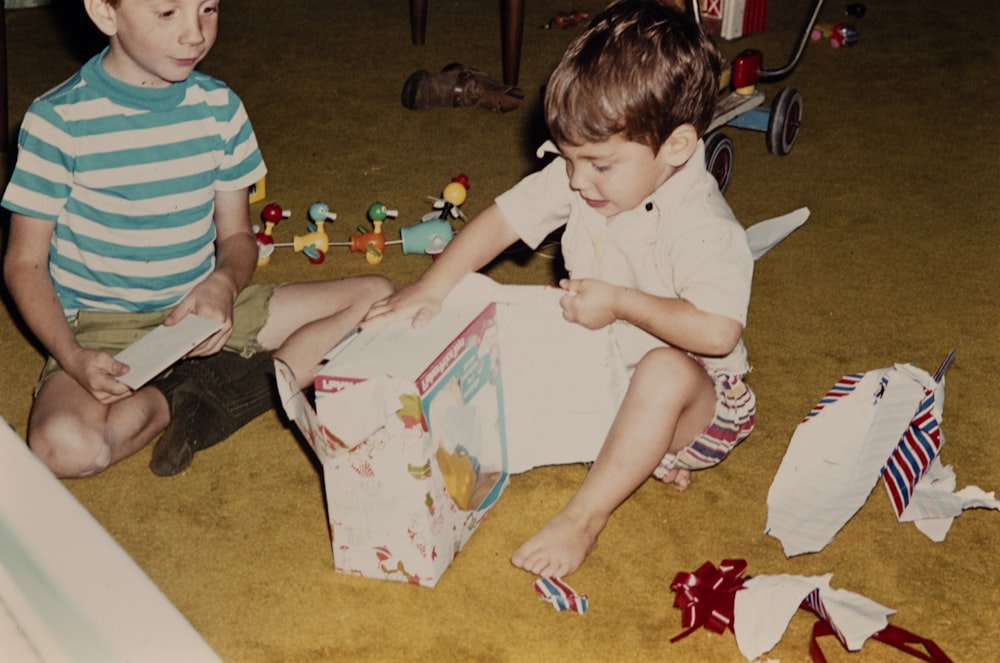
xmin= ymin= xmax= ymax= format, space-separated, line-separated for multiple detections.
xmin=409 ymin=0 xmax=522 ymax=87
xmin=1 ymin=2 xmax=8 ymax=161
xmin=409 ymin=0 xmax=427 ymax=45
xmin=501 ymin=0 xmax=524 ymax=86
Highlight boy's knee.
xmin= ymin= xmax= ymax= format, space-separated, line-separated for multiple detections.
xmin=633 ymin=347 xmax=710 ymax=395
xmin=636 ymin=346 xmax=692 ymax=375
xmin=364 ymin=275 xmax=395 ymax=300
xmin=29 ymin=416 xmax=112 ymax=478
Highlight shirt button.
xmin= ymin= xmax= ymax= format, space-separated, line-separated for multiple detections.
xmin=645 ymin=202 xmax=654 ymax=211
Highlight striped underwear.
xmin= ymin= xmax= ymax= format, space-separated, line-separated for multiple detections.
xmin=653 ymin=371 xmax=756 ymax=478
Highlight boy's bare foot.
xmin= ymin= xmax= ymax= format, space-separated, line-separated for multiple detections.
xmin=658 ymin=466 xmax=692 ymax=491
xmin=511 ymin=509 xmax=607 ymax=578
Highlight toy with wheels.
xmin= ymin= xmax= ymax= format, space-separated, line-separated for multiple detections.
xmin=715 ymin=79 xmax=803 ymax=158
xmin=256 ymin=175 xmax=469 ymax=266
xmin=704 ymin=133 xmax=735 ymax=195
xmin=695 ymin=0 xmax=825 ymax=193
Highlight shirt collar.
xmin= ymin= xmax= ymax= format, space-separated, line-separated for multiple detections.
xmin=536 ymin=140 xmax=560 ymax=159
xmin=83 ymin=47 xmax=188 ymax=112
xmin=533 ymin=138 xmax=709 ymax=240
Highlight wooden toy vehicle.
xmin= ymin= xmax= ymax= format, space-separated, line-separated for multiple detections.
xmin=696 ymin=0 xmax=826 ymax=193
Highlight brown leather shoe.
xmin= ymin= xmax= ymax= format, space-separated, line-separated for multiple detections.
xmin=401 ymin=63 xmax=525 ymax=113
xmin=149 ymin=351 xmax=276 ymax=476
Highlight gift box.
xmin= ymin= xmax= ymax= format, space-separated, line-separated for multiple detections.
xmin=276 ymin=274 xmax=624 ymax=586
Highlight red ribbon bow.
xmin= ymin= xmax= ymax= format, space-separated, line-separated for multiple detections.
xmin=669 ymin=559 xmax=748 ymax=643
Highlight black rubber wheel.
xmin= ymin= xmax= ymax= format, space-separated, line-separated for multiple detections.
xmin=704 ymin=131 xmax=735 ymax=194
xmin=766 ymin=88 xmax=803 ymax=156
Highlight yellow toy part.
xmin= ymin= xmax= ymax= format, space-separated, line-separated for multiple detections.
xmin=292 ymin=227 xmax=330 ymax=254
xmin=248 ymin=176 xmax=266 ymax=204
xmin=441 ymin=181 xmax=467 ymax=207
xmin=435 ymin=445 xmax=477 ymax=511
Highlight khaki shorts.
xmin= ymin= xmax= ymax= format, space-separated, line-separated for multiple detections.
xmin=36 ymin=283 xmax=280 ymax=391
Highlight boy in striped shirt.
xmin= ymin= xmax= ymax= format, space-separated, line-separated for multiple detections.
xmin=1 ymin=0 xmax=393 ymax=477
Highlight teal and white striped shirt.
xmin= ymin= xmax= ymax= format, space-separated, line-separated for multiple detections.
xmin=1 ymin=48 xmax=267 ymax=317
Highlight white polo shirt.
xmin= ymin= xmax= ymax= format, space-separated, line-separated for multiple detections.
xmin=496 ymin=140 xmax=753 ymax=375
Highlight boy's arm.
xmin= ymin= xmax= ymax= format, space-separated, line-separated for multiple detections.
xmin=365 ymin=202 xmax=521 ymax=329
xmin=164 ymin=187 xmax=257 ymax=356
xmin=3 ymin=213 xmax=132 ymax=402
xmin=560 ymin=278 xmax=744 ymax=357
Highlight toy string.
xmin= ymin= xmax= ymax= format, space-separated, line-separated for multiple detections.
xmin=271 ymin=240 xmax=403 ymax=248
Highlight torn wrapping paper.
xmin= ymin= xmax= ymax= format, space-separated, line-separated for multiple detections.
xmin=669 ymin=560 xmax=953 ymax=663
xmin=745 ymin=207 xmax=810 ymax=260
xmin=733 ymin=573 xmax=893 ymax=660
xmin=898 ymin=456 xmax=1000 ymax=541
xmin=765 ymin=351 xmax=998 ymax=556
xmin=533 ymin=577 xmax=589 ymax=615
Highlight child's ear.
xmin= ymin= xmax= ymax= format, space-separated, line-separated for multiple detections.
xmin=657 ymin=124 xmax=700 ymax=168
xmin=83 ymin=0 xmax=119 ymax=37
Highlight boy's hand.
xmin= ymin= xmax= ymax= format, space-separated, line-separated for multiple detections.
xmin=558 ymin=278 xmax=618 ymax=330
xmin=363 ymin=283 xmax=445 ymax=330
xmin=63 ymin=347 xmax=134 ymax=405
xmin=163 ymin=273 xmax=238 ymax=356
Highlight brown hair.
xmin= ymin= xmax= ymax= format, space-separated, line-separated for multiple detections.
xmin=544 ymin=0 xmax=721 ymax=151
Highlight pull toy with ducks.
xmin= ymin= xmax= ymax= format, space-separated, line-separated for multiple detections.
xmin=254 ymin=175 xmax=468 ymax=266
xmin=283 ymin=202 xmax=399 ymax=266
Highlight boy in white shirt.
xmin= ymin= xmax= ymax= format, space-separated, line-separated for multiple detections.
xmin=365 ymin=0 xmax=754 ymax=577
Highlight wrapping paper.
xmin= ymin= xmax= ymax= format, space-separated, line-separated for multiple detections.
xmin=766 ymin=351 xmax=997 ymax=555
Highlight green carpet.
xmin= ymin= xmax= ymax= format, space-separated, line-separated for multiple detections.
xmin=2 ymin=1 xmax=998 ymax=661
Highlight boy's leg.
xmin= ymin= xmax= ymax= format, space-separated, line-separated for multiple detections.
xmin=148 ymin=275 xmax=393 ymax=475
xmin=29 ymin=371 xmax=171 ymax=478
xmin=148 ymin=350 xmax=276 ymax=476
xmin=510 ymin=347 xmax=717 ymax=578
xmin=259 ymin=275 xmax=394 ymax=387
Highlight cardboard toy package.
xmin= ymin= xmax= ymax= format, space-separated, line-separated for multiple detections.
xmin=276 ymin=274 xmax=625 ymax=587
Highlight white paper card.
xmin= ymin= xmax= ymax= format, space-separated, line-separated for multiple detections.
xmin=114 ymin=315 xmax=223 ymax=389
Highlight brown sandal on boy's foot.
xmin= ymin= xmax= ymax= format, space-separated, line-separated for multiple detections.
xmin=401 ymin=63 xmax=525 ymax=113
